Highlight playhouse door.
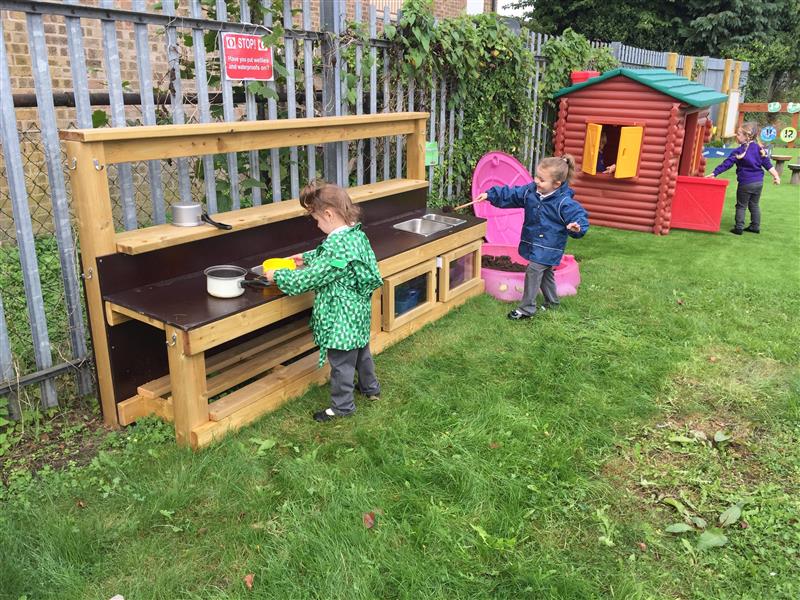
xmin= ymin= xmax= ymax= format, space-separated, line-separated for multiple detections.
xmin=679 ymin=112 xmax=704 ymax=176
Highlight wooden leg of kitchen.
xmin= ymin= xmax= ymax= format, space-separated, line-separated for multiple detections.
xmin=165 ymin=326 xmax=209 ymax=448
xmin=370 ymin=288 xmax=382 ymax=339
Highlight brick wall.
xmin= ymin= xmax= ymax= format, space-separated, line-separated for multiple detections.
xmin=5 ymin=7 xmax=171 ymax=97
xmin=6 ymin=1 xmax=487 ymax=97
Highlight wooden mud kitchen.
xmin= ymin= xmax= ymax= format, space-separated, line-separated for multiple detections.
xmin=61 ymin=113 xmax=486 ymax=449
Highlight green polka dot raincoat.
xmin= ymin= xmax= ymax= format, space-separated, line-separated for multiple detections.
xmin=273 ymin=224 xmax=383 ymax=366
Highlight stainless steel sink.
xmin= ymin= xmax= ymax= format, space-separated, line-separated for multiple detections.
xmin=393 ymin=217 xmax=452 ymax=237
xmin=422 ymin=213 xmax=465 ymax=226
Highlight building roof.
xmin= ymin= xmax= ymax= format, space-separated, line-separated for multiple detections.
xmin=553 ymin=68 xmax=728 ymax=108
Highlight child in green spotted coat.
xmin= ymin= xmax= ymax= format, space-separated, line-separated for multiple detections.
xmin=263 ymin=181 xmax=384 ymax=422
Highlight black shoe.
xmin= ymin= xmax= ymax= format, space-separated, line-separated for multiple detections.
xmin=540 ymin=304 xmax=559 ymax=312
xmin=507 ymin=309 xmax=531 ymax=320
xmin=313 ymin=408 xmax=338 ymax=422
xmin=313 ymin=408 xmax=354 ymax=422
xmin=730 ymin=228 xmax=743 ymax=235
xmin=357 ymin=388 xmax=380 ymax=401
xmin=744 ymin=226 xmax=760 ymax=234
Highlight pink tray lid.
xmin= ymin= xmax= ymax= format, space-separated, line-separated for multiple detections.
xmin=471 ymin=151 xmax=532 ymax=245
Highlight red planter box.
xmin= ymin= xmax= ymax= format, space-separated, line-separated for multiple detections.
xmin=671 ymin=175 xmax=730 ymax=232
xmin=570 ymin=70 xmax=600 ymax=85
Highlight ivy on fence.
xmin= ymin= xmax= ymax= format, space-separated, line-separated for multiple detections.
xmin=384 ymin=1 xmax=537 ymax=206
xmin=540 ymin=28 xmax=618 ymax=106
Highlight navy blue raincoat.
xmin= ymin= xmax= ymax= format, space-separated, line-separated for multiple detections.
xmin=487 ymin=182 xmax=589 ymax=266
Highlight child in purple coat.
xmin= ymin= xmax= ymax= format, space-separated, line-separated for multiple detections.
xmin=706 ymin=121 xmax=781 ymax=235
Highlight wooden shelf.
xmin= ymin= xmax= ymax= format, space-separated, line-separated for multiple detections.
xmin=115 ymin=179 xmax=428 ymax=255
xmin=60 ymin=112 xmax=429 ymax=143
xmin=137 ymin=319 xmax=308 ymax=399
xmin=60 ymin=113 xmax=428 ymax=165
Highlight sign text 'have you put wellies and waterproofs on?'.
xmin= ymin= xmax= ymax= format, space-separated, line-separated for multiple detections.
xmin=220 ymin=32 xmax=273 ymax=81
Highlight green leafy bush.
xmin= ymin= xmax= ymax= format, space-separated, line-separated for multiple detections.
xmin=387 ymin=0 xmax=538 ymax=206
xmin=540 ymin=28 xmax=619 ymax=107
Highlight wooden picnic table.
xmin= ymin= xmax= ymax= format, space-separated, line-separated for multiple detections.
xmin=788 ymin=163 xmax=800 ymax=185
xmin=770 ymin=154 xmax=792 ymax=177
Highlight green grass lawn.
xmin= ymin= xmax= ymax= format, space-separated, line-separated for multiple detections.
xmin=1 ymin=163 xmax=799 ymax=599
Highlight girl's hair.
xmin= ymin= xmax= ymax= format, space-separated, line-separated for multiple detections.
xmin=538 ymin=154 xmax=576 ymax=184
xmin=735 ymin=121 xmax=767 ymax=159
xmin=299 ymin=180 xmax=361 ymax=224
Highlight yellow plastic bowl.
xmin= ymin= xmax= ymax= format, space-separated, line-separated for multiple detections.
xmin=262 ymin=257 xmax=296 ymax=271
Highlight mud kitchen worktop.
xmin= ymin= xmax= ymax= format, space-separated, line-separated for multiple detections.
xmin=100 ymin=209 xmax=485 ymax=331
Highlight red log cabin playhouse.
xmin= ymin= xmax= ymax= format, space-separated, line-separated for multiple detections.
xmin=553 ymin=69 xmax=728 ymax=234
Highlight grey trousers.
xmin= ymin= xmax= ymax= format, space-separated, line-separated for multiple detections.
xmin=327 ymin=344 xmax=380 ymax=416
xmin=735 ymin=181 xmax=762 ymax=230
xmin=518 ymin=260 xmax=559 ymax=316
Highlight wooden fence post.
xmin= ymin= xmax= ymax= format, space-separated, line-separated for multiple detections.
xmin=666 ymin=53 xmax=678 ymax=72
xmin=682 ymin=56 xmax=694 ymax=79
xmin=717 ymin=58 xmax=733 ymax=139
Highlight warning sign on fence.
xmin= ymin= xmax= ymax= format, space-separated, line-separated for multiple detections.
xmin=221 ymin=33 xmax=273 ymax=81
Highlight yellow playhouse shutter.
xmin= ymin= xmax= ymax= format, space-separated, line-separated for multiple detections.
xmin=615 ymin=126 xmax=644 ymax=178
xmin=582 ymin=123 xmax=602 ymax=175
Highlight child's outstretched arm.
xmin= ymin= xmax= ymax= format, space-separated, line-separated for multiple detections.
xmin=300 ymin=246 xmax=322 ymax=266
xmin=767 ymin=166 xmax=780 ymax=185
xmin=709 ymin=147 xmax=741 ymax=177
xmin=562 ymin=201 xmax=590 ymax=238
xmin=761 ymin=154 xmax=780 ymax=185
xmin=270 ymin=256 xmax=348 ymax=295
xmin=476 ymin=183 xmax=533 ymax=209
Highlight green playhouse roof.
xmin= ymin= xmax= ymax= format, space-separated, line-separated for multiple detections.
xmin=553 ymin=68 xmax=728 ymax=108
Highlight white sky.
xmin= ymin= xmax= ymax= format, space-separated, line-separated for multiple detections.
xmin=495 ymin=0 xmax=526 ymax=17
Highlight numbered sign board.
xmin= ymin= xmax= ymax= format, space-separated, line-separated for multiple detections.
xmin=760 ymin=125 xmax=777 ymax=142
xmin=780 ymin=127 xmax=797 ymax=144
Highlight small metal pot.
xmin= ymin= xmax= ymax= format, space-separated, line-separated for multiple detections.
xmin=204 ymin=265 xmax=271 ymax=298
xmin=172 ymin=202 xmax=232 ymax=230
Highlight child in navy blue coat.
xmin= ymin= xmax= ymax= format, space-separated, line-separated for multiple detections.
xmin=475 ymin=154 xmax=589 ymax=320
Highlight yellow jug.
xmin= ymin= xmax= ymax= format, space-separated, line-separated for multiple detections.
xmin=262 ymin=257 xmax=296 ymax=272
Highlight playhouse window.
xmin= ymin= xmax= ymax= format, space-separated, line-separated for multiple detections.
xmin=582 ymin=123 xmax=643 ymax=178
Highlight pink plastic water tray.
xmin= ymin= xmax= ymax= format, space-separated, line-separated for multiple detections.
xmin=471 ymin=151 xmax=581 ymax=301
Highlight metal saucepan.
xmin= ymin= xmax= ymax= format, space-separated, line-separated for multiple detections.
xmin=172 ymin=202 xmax=232 ymax=230
xmin=204 ymin=265 xmax=271 ymax=298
